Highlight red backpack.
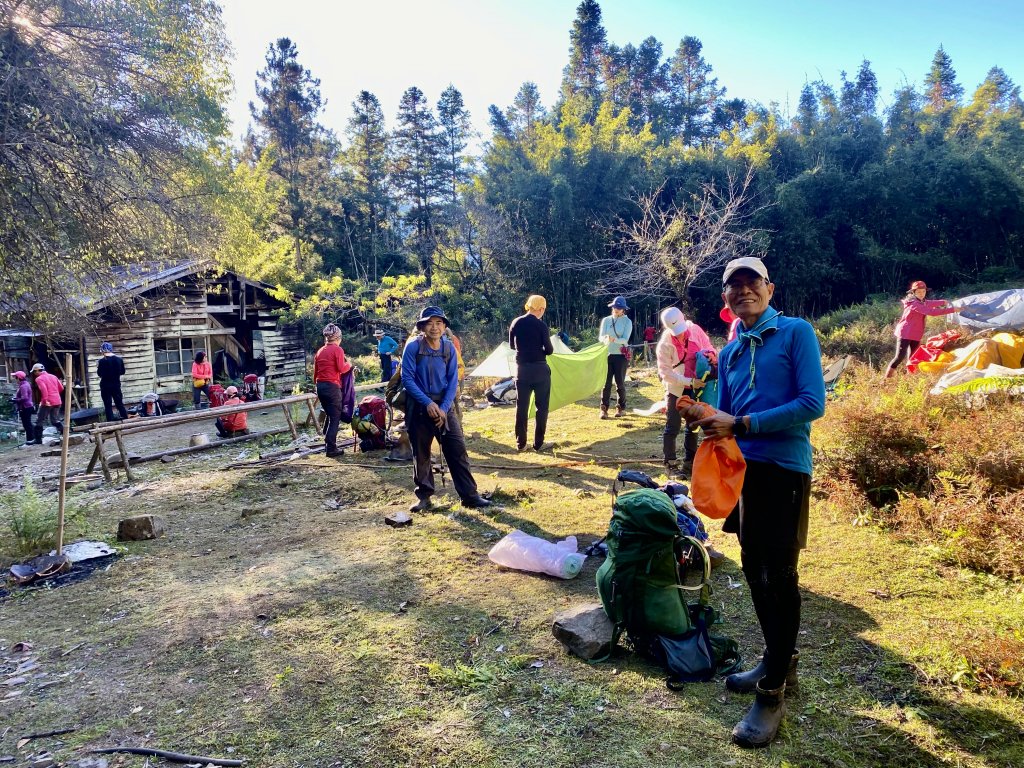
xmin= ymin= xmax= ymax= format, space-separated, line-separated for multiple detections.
xmin=352 ymin=395 xmax=388 ymax=450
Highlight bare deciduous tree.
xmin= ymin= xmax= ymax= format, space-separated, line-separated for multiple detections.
xmin=565 ymin=164 xmax=770 ymax=305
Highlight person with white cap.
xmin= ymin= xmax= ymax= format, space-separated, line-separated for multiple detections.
xmin=680 ymin=256 xmax=825 ymax=749
xmin=314 ymin=323 xmax=355 ymax=458
xmin=214 ymin=385 xmax=249 ymax=438
xmin=29 ymin=363 xmax=64 ymax=444
xmin=598 ymin=296 xmax=633 ymax=418
xmin=656 ymin=307 xmax=715 ymax=478
xmin=374 ymin=329 xmax=399 ymax=382
xmin=96 ymin=341 xmax=128 ymax=421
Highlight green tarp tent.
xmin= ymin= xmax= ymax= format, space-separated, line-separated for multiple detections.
xmin=529 ymin=343 xmax=609 ymax=417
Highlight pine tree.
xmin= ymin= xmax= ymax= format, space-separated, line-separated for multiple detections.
xmin=392 ymin=86 xmax=443 ymax=284
xmin=345 ymin=91 xmax=391 ymax=280
xmin=794 ymin=83 xmax=818 ymax=136
xmin=924 ymin=46 xmax=964 ymax=111
xmin=250 ymin=38 xmax=325 ymax=272
xmin=667 ymin=36 xmax=725 ymax=146
xmin=560 ymin=0 xmax=608 ymax=120
xmin=508 ymin=82 xmax=545 ymax=144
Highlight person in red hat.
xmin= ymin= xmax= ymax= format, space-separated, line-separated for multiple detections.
xmin=884 ymin=280 xmax=958 ymax=378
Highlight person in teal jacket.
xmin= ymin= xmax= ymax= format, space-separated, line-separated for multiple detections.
xmin=598 ymin=296 xmax=632 ymax=418
xmin=681 ymin=257 xmax=825 ymax=750
xmin=374 ymin=329 xmax=400 ymax=382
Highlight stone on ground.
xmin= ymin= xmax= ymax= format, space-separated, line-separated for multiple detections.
xmin=552 ymin=602 xmax=615 ymax=660
xmin=117 ymin=515 xmax=167 ymax=541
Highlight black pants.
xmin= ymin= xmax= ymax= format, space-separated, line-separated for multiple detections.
xmin=101 ymin=382 xmax=128 ymax=421
xmin=601 ymin=353 xmax=628 ymax=410
xmin=215 ymin=418 xmax=249 ymax=439
xmin=663 ymin=392 xmax=697 ymax=463
xmin=19 ymin=407 xmax=34 ymax=441
xmin=35 ymin=404 xmax=62 ymax=438
xmin=885 ymin=338 xmax=920 ymax=374
xmin=317 ymin=381 xmax=343 ymax=452
xmin=407 ymin=400 xmax=478 ymax=502
xmin=379 ymin=353 xmax=393 ymax=383
xmin=193 ymin=384 xmax=211 ymax=408
xmin=514 ymin=361 xmax=551 ymax=449
xmin=724 ymin=459 xmax=810 ymax=690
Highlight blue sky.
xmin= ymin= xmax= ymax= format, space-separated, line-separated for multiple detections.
xmin=219 ymin=0 xmax=1024 ymax=145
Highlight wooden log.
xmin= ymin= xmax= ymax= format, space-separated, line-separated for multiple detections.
xmin=85 ymin=394 xmax=318 ymax=436
xmin=120 ymin=426 xmax=291 ymax=466
xmin=305 ymin=397 xmax=322 ymax=435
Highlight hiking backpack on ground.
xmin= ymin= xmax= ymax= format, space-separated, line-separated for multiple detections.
xmin=596 ymin=487 xmax=739 ymax=685
xmin=352 ymin=395 xmax=388 ymax=451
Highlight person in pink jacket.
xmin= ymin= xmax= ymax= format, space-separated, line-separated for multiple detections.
xmin=29 ymin=363 xmax=64 ymax=444
xmin=191 ymin=350 xmax=213 ymax=408
xmin=884 ymin=280 xmax=958 ymax=378
xmin=656 ymin=307 xmax=716 ymax=478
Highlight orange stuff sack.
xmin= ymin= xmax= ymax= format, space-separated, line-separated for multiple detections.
xmin=676 ymin=396 xmax=747 ymax=520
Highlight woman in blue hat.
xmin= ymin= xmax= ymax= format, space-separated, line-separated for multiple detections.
xmin=598 ymin=297 xmax=632 ymax=418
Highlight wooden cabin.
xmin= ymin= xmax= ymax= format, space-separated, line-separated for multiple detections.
xmin=0 ymin=262 xmax=306 ymax=410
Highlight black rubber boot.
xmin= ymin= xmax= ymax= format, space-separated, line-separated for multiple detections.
xmin=732 ymin=681 xmax=786 ymax=748
xmin=726 ymin=651 xmax=799 ymax=694
xmin=29 ymin=425 xmax=44 ymax=445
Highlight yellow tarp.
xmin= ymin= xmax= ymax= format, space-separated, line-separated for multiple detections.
xmin=992 ymin=332 xmax=1024 ymax=369
xmin=945 ymin=339 xmax=1002 ymax=373
xmin=917 ymin=352 xmax=955 ymax=373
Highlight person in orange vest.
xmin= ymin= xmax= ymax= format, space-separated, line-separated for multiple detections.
xmin=215 ymin=386 xmax=249 ymax=438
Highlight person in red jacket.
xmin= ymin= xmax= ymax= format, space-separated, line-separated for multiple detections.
xmin=215 ymin=386 xmax=249 ymax=438
xmin=314 ymin=323 xmax=355 ymax=457
xmin=29 ymin=363 xmax=64 ymax=444
xmin=884 ymin=280 xmax=958 ymax=378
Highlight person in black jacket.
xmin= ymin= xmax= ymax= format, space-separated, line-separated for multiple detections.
xmin=96 ymin=342 xmax=128 ymax=421
xmin=508 ymin=295 xmax=554 ymax=451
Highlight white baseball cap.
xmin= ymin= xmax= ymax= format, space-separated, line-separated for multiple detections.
xmin=660 ymin=307 xmax=689 ymax=336
xmin=722 ymin=257 xmax=769 ymax=285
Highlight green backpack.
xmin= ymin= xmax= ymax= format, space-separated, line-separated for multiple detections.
xmin=596 ymin=488 xmax=740 ymax=683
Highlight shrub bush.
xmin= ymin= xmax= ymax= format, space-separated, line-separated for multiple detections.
xmin=814 ymin=362 xmax=1024 ymax=578
xmin=0 ymin=477 xmax=87 ymax=557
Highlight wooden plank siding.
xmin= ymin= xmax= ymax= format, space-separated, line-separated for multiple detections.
xmin=77 ymin=270 xmax=305 ymax=409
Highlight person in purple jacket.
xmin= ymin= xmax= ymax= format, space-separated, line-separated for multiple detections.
xmin=10 ymin=371 xmax=35 ymax=446
xmin=884 ymin=280 xmax=958 ymax=378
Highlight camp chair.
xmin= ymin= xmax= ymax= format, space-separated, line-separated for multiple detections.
xmin=823 ymin=355 xmax=852 ymax=399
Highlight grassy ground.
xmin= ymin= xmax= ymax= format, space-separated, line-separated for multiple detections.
xmin=1 ymin=369 xmax=1022 ymax=767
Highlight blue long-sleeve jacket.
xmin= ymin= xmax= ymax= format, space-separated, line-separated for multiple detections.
xmin=377 ymin=335 xmax=399 ymax=355
xmin=400 ymin=336 xmax=458 ymax=413
xmin=717 ymin=309 xmax=826 ymax=476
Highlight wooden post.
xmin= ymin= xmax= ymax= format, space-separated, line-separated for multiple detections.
xmin=281 ymin=403 xmax=298 ymax=440
xmin=95 ymin=432 xmax=113 ymax=482
xmin=56 ymin=353 xmax=74 ymax=556
xmin=306 ymin=397 xmax=323 ymax=436
xmin=113 ymin=428 xmax=134 ymax=482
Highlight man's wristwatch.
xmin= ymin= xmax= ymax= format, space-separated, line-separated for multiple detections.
xmin=733 ymin=416 xmax=748 ymax=438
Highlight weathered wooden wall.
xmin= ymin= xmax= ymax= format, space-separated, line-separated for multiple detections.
xmin=81 ymin=272 xmax=305 ymax=409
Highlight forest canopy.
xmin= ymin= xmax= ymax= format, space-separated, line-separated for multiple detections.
xmin=2 ymin=0 xmax=1022 ymax=338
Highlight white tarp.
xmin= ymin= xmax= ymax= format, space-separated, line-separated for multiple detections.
xmin=469 ymin=336 xmax=573 ymax=378
xmin=951 ymin=288 xmax=1024 ymax=331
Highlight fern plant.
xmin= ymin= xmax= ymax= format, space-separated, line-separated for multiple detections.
xmin=944 ymin=376 xmax=1024 ymax=395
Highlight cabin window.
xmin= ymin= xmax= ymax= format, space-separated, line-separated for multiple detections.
xmin=154 ymin=337 xmax=197 ymax=378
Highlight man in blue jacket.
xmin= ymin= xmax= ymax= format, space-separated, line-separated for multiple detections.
xmin=682 ymin=257 xmax=825 ymax=749
xmin=374 ymin=329 xmax=399 ymax=382
xmin=401 ymin=306 xmax=491 ymax=513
